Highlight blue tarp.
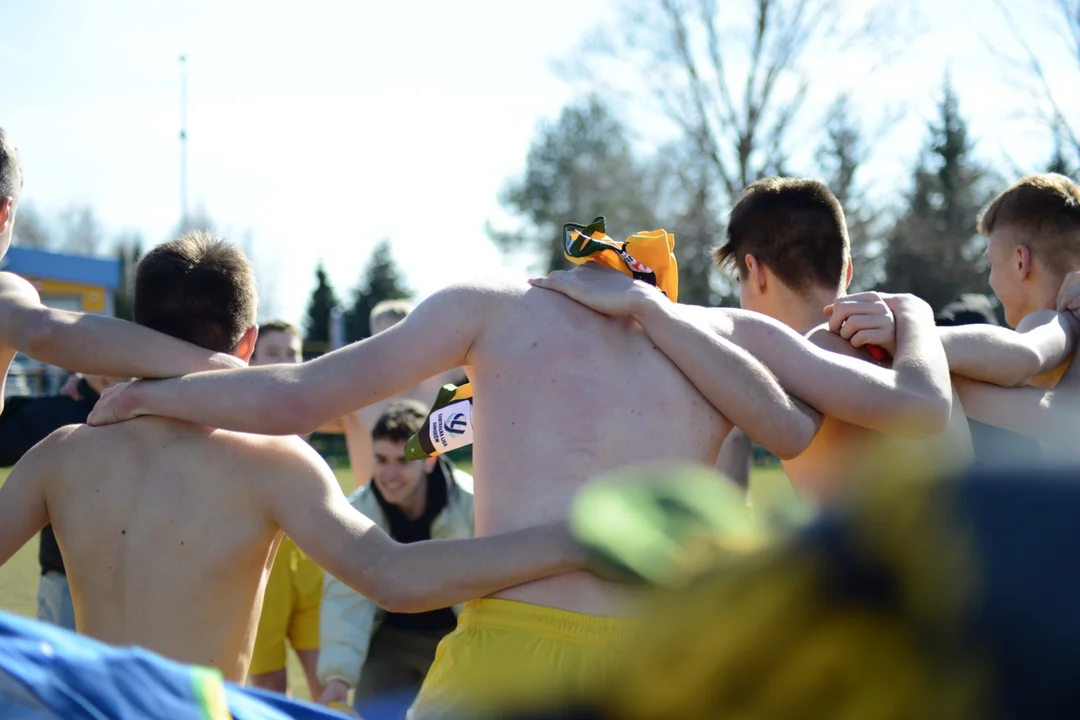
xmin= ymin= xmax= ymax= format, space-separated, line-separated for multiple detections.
xmin=0 ymin=611 xmax=351 ymax=720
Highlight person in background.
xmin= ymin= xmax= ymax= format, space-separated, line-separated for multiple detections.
xmin=317 ymin=400 xmax=474 ymax=718
xmin=0 ymin=372 xmax=125 ymax=629
xmin=247 ymin=320 xmax=336 ymax=698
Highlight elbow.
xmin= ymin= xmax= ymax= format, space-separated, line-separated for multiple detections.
xmin=758 ymin=411 xmax=819 ymax=461
xmin=364 ymin=582 xmax=416 ymax=614
xmin=21 ymin=311 xmax=57 ymax=359
xmin=1007 ymin=347 xmax=1044 ymax=388
xmin=894 ymin=389 xmax=952 ymax=440
xmin=769 ymin=432 xmax=811 ymax=461
xmin=266 ymin=386 xmax=324 ymax=436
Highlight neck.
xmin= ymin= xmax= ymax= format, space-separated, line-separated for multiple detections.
xmin=766 ymin=286 xmax=840 ymax=334
xmin=397 ymin=480 xmax=429 ymax=521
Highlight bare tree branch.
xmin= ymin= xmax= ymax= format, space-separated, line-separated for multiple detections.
xmin=992 ymin=0 xmax=1080 ymax=155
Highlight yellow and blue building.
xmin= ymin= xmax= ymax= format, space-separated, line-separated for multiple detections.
xmin=1 ymin=247 xmax=121 ymax=395
xmin=1 ymin=246 xmax=120 ymax=315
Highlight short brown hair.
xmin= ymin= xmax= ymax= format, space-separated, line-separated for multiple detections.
xmin=134 ymin=232 xmax=257 ymax=352
xmin=978 ymin=174 xmax=1080 ymax=269
xmin=372 ymin=400 xmax=428 ymax=443
xmin=0 ymin=128 xmax=22 ymax=201
xmin=258 ymin=320 xmax=299 ymax=338
xmin=713 ymin=177 xmax=850 ymax=293
xmin=369 ymin=299 xmax=413 ymax=328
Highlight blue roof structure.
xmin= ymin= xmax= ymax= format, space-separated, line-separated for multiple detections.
xmin=0 ymin=247 xmax=121 ymax=290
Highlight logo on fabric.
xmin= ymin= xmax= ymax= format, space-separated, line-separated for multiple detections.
xmin=446 ymin=413 xmax=468 ymax=435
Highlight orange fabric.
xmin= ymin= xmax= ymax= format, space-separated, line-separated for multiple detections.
xmin=565 ymin=227 xmax=679 ymax=303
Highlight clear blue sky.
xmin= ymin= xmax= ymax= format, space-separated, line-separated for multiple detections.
xmin=3 ymin=0 xmax=1076 ymax=326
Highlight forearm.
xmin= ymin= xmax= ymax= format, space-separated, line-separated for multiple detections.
xmin=631 ymin=294 xmax=820 ymax=459
xmin=884 ymin=300 xmax=954 ymax=434
xmin=24 ymin=307 xmax=238 ymax=377
xmin=119 ymin=310 xmax=468 ymax=434
xmin=341 ymin=412 xmax=373 ymax=490
xmin=129 ymin=365 xmax=313 ymax=434
xmin=690 ymin=305 xmax=948 ymax=438
xmin=940 ymin=311 xmax=1077 ymax=386
xmin=358 ymin=524 xmax=585 ymax=614
xmin=954 ymin=352 xmax=1080 ymax=446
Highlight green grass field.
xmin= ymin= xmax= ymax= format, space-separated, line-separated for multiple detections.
xmin=0 ymin=463 xmax=800 ymax=700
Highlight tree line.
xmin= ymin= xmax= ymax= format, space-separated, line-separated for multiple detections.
xmin=489 ymin=0 xmax=1079 ymax=311
xmin=17 ymin=0 xmax=1079 ymax=341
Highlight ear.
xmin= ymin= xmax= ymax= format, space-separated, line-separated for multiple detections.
xmin=0 ymin=197 xmax=13 ymax=236
xmin=234 ymin=325 xmax=259 ymax=363
xmin=744 ymin=254 xmax=767 ymax=294
xmin=844 ymin=260 xmax=854 ymax=291
xmin=1015 ymin=244 xmax=1033 ymax=280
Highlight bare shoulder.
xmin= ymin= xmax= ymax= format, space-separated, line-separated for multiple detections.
xmin=34 ymin=423 xmax=85 ymax=450
xmin=439 ymin=277 xmax=526 ymax=302
xmin=210 ymin=430 xmax=323 ymax=467
xmin=0 ymin=271 xmax=40 ymax=301
xmin=18 ymin=424 xmax=88 ymax=473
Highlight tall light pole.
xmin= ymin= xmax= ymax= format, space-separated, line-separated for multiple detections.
xmin=179 ymin=55 xmax=188 ymax=231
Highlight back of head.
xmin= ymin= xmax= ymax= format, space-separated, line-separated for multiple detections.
xmin=134 ymin=231 xmax=257 ymax=352
xmin=369 ymin=299 xmax=414 ymax=335
xmin=0 ymin=127 xmax=21 ymax=203
xmin=258 ymin=320 xmax=299 ymax=338
xmin=714 ymin=177 xmax=850 ymax=293
xmin=978 ymin=174 xmax=1080 ymax=272
xmin=372 ymin=399 xmax=427 ymax=443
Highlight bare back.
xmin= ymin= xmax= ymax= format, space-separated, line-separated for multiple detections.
xmin=783 ymin=325 xmax=973 ymax=501
xmin=468 ymin=284 xmax=730 ymax=616
xmin=44 ymin=419 xmax=285 ymax=682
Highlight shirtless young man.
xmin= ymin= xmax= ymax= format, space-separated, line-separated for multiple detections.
xmin=706 ymin=178 xmax=974 ymax=500
xmin=945 ymin=175 xmax=1080 ymax=449
xmin=0 ymin=128 xmax=242 ymax=412
xmin=89 ymin=228 xmax=949 ymax=716
xmin=0 ymin=232 xmax=585 ymax=687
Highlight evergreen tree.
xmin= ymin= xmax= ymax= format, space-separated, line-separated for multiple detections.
xmin=303 ymin=262 xmax=340 ymax=347
xmin=1048 ymin=119 xmax=1079 ymax=179
xmin=343 ymin=241 xmax=412 ymax=342
xmin=815 ymin=94 xmax=883 ymax=290
xmin=882 ymin=79 xmax=995 ymax=310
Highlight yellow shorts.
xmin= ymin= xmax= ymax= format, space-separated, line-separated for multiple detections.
xmin=408 ymin=598 xmax=637 ymax=720
xmin=249 ymin=536 xmax=324 ymax=676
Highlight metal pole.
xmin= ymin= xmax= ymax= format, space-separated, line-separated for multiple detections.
xmin=179 ymin=55 xmax=188 ymax=231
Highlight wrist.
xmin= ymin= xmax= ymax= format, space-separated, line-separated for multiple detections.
xmin=207 ymin=353 xmax=245 ymax=371
xmin=629 ymin=283 xmax=669 ymax=323
xmin=122 ymin=381 xmax=153 ymax=419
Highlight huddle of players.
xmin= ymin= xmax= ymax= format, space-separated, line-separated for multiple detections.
xmin=0 ymin=120 xmax=1078 ymax=719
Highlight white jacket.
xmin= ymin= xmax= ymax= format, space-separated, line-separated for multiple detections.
xmin=317 ymin=459 xmax=475 ymax=688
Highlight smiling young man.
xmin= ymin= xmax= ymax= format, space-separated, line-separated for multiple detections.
xmin=318 ymin=401 xmax=475 ymax=717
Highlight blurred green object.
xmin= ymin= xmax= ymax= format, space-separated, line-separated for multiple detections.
xmin=570 ymin=463 xmax=767 ymax=586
